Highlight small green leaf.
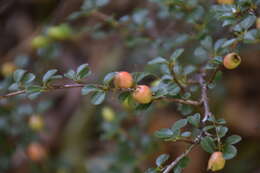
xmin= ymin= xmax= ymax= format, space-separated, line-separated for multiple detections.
xmin=145 ymin=168 xmax=157 ymax=173
xmin=240 ymin=15 xmax=256 ymax=30
xmin=181 ymin=131 xmax=191 ymax=137
xmin=103 ymin=72 xmax=116 ymax=85
xmin=216 ymin=126 xmax=228 ymax=138
xmin=200 ymin=136 xmax=216 ymax=153
xmin=155 ymin=128 xmax=173 ymax=139
xmin=171 ymin=119 xmax=187 ymax=131
xmin=167 ymin=83 xmax=180 ymax=96
xmin=148 ymin=57 xmax=168 ymax=65
xmin=13 ymin=69 xmax=26 ymax=82
xmin=28 ymin=92 xmax=41 ymax=100
xmin=42 ymin=69 xmax=58 ymax=84
xmin=223 ymin=145 xmax=237 ymax=160
xmin=132 ymin=72 xmax=152 ymax=83
xmin=8 ymin=83 xmax=19 ymax=91
xmin=81 ymin=84 xmax=100 ymax=95
xmin=64 ymin=70 xmax=76 ymax=80
xmin=170 ymin=48 xmax=184 ymax=62
xmin=222 ymin=38 xmax=237 ymax=48
xmin=135 ymin=103 xmax=152 ymax=111
xmin=203 ymin=125 xmax=215 ymax=131
xmin=174 ymin=167 xmax=182 ymax=173
xmin=22 ymin=73 xmax=35 ymax=84
xmin=118 ymin=91 xmax=131 ymax=102
xmin=76 ymin=64 xmax=90 ymax=79
xmin=188 ymin=113 xmax=201 ymax=128
xmin=26 ymin=85 xmax=42 ymax=93
xmin=156 ymin=154 xmax=170 ymax=167
xmin=178 ymin=157 xmax=190 ymax=168
xmin=201 ymin=36 xmax=213 ymax=51
xmin=225 ymin=135 xmax=242 ymax=145
xmin=91 ymin=91 xmax=106 ymax=105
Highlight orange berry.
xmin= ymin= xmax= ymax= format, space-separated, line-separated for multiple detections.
xmin=223 ymin=53 xmax=241 ymax=70
xmin=217 ymin=0 xmax=234 ymax=4
xmin=27 ymin=143 xmax=47 ymax=162
xmin=207 ymin=152 xmax=226 ymax=171
xmin=132 ymin=85 xmax=152 ymax=104
xmin=113 ymin=71 xmax=133 ymax=89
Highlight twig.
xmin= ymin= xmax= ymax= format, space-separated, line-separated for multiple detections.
xmin=154 ymin=97 xmax=201 ymax=106
xmin=0 ymin=83 xmax=86 ymax=100
xmin=0 ymin=90 xmax=26 ymax=99
xmin=163 ymin=144 xmax=196 ymax=173
xmin=199 ymin=74 xmax=212 ymax=123
xmin=207 ymin=66 xmax=220 ymax=84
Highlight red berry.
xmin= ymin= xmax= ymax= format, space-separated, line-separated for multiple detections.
xmin=27 ymin=143 xmax=47 ymax=162
xmin=132 ymin=85 xmax=152 ymax=104
xmin=223 ymin=53 xmax=241 ymax=70
xmin=114 ymin=71 xmax=133 ymax=89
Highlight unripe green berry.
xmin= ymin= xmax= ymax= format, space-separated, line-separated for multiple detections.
xmin=114 ymin=71 xmax=133 ymax=89
xmin=47 ymin=24 xmax=72 ymax=40
xmin=1 ymin=62 xmax=16 ymax=77
xmin=29 ymin=115 xmax=44 ymax=131
xmin=31 ymin=35 xmax=50 ymax=48
xmin=102 ymin=107 xmax=115 ymax=122
xmin=132 ymin=85 xmax=152 ymax=104
xmin=223 ymin=52 xmax=241 ymax=70
xmin=207 ymin=152 xmax=226 ymax=171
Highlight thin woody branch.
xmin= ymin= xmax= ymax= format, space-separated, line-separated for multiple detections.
xmin=199 ymin=74 xmax=212 ymax=123
xmin=0 ymin=83 xmax=86 ymax=100
xmin=163 ymin=144 xmax=197 ymax=173
xmin=154 ymin=96 xmax=201 ymax=106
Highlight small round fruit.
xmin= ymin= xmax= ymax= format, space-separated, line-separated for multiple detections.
xmin=207 ymin=152 xmax=226 ymax=171
xmin=1 ymin=62 xmax=16 ymax=77
xmin=217 ymin=0 xmax=234 ymax=4
xmin=256 ymin=18 xmax=260 ymax=29
xmin=102 ymin=107 xmax=115 ymax=122
xmin=27 ymin=143 xmax=47 ymax=162
xmin=29 ymin=115 xmax=44 ymax=131
xmin=31 ymin=35 xmax=50 ymax=49
xmin=47 ymin=24 xmax=72 ymax=40
xmin=113 ymin=71 xmax=133 ymax=89
xmin=132 ymin=85 xmax=152 ymax=104
xmin=223 ymin=52 xmax=241 ymax=70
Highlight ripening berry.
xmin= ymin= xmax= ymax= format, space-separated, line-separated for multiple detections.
xmin=223 ymin=52 xmax=241 ymax=70
xmin=29 ymin=115 xmax=44 ymax=131
xmin=256 ymin=18 xmax=260 ymax=29
xmin=47 ymin=24 xmax=72 ymax=40
xmin=113 ymin=71 xmax=133 ymax=89
xmin=217 ymin=0 xmax=234 ymax=4
xmin=207 ymin=152 xmax=226 ymax=171
xmin=132 ymin=85 xmax=152 ymax=104
xmin=31 ymin=35 xmax=50 ymax=49
xmin=1 ymin=62 xmax=16 ymax=77
xmin=102 ymin=107 xmax=115 ymax=122
xmin=27 ymin=143 xmax=47 ymax=162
